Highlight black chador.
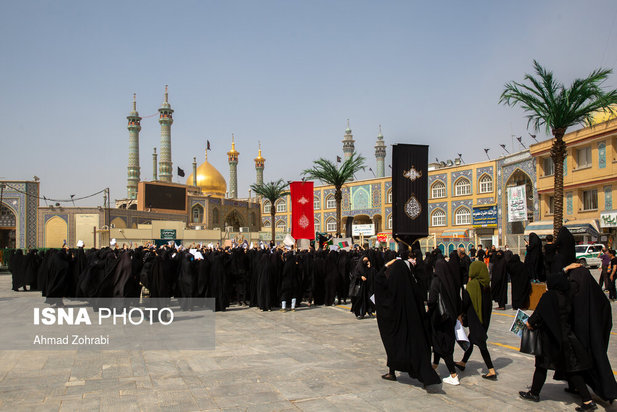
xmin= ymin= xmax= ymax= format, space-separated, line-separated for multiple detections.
xmin=490 ymin=251 xmax=507 ymax=309
xmin=507 ymin=254 xmax=531 ymax=310
xmin=375 ymin=258 xmax=440 ymax=386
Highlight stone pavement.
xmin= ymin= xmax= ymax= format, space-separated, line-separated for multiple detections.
xmin=0 ymin=271 xmax=616 ymax=412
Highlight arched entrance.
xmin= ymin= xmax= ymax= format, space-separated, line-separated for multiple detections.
xmin=224 ymin=210 xmax=244 ymax=232
xmin=0 ymin=204 xmax=16 ymax=248
xmin=505 ymin=169 xmax=534 ymax=234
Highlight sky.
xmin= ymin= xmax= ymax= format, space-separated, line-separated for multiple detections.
xmin=2 ymin=0 xmax=617 ymax=206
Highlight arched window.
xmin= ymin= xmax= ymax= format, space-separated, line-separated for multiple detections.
xmin=326 ymin=194 xmax=336 ymax=209
xmin=479 ymin=174 xmax=493 ymax=193
xmin=386 ymin=189 xmax=392 ymax=204
xmin=386 ymin=214 xmax=392 ymax=229
xmin=314 ymin=197 xmax=320 ymax=210
xmin=431 ymin=181 xmax=446 ymax=199
xmin=431 ymin=209 xmax=446 ymax=226
xmin=191 ymin=204 xmax=204 ymax=223
xmin=276 ymin=220 xmax=286 ymax=230
xmin=263 ymin=200 xmax=271 ymax=214
xmin=314 ymin=219 xmax=321 ymax=233
xmin=263 ymin=220 xmax=271 ymax=228
xmin=212 ymin=208 xmax=219 ymax=225
xmin=326 ymin=217 xmax=337 ymax=232
xmin=454 ymin=177 xmax=471 ymax=196
xmin=275 ymin=199 xmax=286 ymax=213
xmin=454 ymin=207 xmax=471 ymax=225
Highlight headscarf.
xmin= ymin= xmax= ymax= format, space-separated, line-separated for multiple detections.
xmin=466 ymin=261 xmax=489 ymax=323
xmin=552 ymin=227 xmax=576 ymax=273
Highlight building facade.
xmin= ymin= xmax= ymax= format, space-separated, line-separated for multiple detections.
xmin=0 ymin=180 xmax=39 ymax=249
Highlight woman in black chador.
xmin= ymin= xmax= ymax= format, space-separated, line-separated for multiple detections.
xmin=428 ymin=257 xmax=462 ymax=386
xmin=490 ymin=250 xmax=507 ymax=310
xmin=350 ymin=255 xmax=375 ymax=319
xmin=455 ymin=261 xmax=496 ymax=379
xmin=375 ymin=252 xmax=440 ymax=387
xmin=525 ymin=232 xmax=544 ymax=282
xmin=519 ymin=272 xmax=595 ymax=411
xmin=508 ymin=254 xmax=531 ymax=310
xmin=279 ymin=252 xmax=300 ymax=311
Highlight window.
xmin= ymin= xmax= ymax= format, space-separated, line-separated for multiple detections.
xmin=191 ymin=205 xmax=203 ymax=223
xmin=543 ymin=157 xmax=555 ymax=176
xmin=326 ymin=218 xmax=337 ymax=232
xmin=276 ymin=220 xmax=286 ymax=230
xmin=314 ymin=197 xmax=320 ymax=210
xmin=454 ymin=178 xmax=471 ymax=196
xmin=386 ymin=214 xmax=392 ymax=229
xmin=431 ymin=209 xmax=446 ymax=226
xmin=386 ymin=189 xmax=392 ymax=204
xmin=314 ymin=219 xmax=320 ymax=232
xmin=576 ymin=146 xmax=592 ymax=169
xmin=276 ymin=199 xmax=286 ymax=213
xmin=455 ymin=207 xmax=471 ymax=225
xmin=478 ymin=174 xmax=493 ymax=193
xmin=431 ymin=181 xmax=446 ymax=199
xmin=326 ymin=194 xmax=336 ymax=209
xmin=582 ymin=189 xmax=598 ymax=210
xmin=263 ymin=201 xmax=271 ymax=214
xmin=547 ymin=196 xmax=555 ymax=215
xmin=263 ymin=220 xmax=271 ymax=228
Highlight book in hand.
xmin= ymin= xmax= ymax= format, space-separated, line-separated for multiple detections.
xmin=510 ymin=309 xmax=530 ymax=338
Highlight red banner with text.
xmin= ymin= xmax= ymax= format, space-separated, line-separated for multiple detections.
xmin=290 ymin=181 xmax=315 ymax=240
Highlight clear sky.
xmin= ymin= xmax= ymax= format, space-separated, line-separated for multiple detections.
xmin=2 ymin=0 xmax=617 ymax=206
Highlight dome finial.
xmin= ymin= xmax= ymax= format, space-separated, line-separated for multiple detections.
xmin=378 ymin=124 xmax=383 ymax=139
xmin=164 ymin=85 xmax=168 ymax=103
xmin=132 ymin=93 xmax=137 ymax=111
xmin=345 ymin=119 xmax=352 ymax=134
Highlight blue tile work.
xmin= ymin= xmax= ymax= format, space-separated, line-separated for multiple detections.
xmin=451 ymin=199 xmax=473 ymax=225
xmin=25 ymin=182 xmax=38 ymax=247
xmin=605 ymin=186 xmax=613 ymax=210
xmin=342 ymin=208 xmax=381 ymax=218
xmin=323 ymin=188 xmax=335 ymax=197
xmin=566 ymin=192 xmax=573 ymax=215
xmin=190 ymin=199 xmax=206 ymax=209
xmin=372 ymin=183 xmax=381 ymax=208
xmin=450 ymin=170 xmax=472 ymax=196
xmin=564 ymin=155 xmax=567 ymax=175
xmin=342 ymin=187 xmax=350 ymax=211
xmin=599 ymin=142 xmax=606 ymax=169
xmin=324 ymin=211 xmax=337 ymax=220
xmin=1 ymin=182 xmax=39 ymax=248
xmin=497 ymin=154 xmax=538 ymax=236
xmin=429 ymin=173 xmax=447 ymax=186
xmin=262 ymin=216 xmax=272 ymax=225
xmin=476 ymin=166 xmax=493 ymax=179
xmin=476 ymin=197 xmax=495 ymax=205
xmin=44 ymin=214 xmax=68 ymax=224
xmin=384 ymin=181 xmax=392 ymax=192
xmin=429 ymin=202 xmax=447 ymax=213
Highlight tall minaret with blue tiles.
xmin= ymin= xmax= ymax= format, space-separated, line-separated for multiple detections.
xmin=342 ymin=119 xmax=355 ymax=161
xmin=254 ymin=142 xmax=265 ymax=186
xmin=126 ymin=93 xmax=141 ymax=199
xmin=375 ymin=125 xmax=386 ymax=178
xmin=227 ymin=134 xmax=239 ymax=198
xmin=158 ymin=85 xmax=174 ymax=182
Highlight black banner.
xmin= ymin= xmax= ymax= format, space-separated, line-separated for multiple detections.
xmin=392 ymin=144 xmax=429 ymax=245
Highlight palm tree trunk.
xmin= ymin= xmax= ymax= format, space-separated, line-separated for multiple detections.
xmin=551 ymin=128 xmax=567 ymax=237
xmin=335 ymin=188 xmax=342 ymax=236
xmin=271 ymin=209 xmax=276 ymax=245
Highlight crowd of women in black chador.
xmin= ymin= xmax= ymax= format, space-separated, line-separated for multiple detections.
xmin=7 ymin=242 xmax=394 ymax=314
xmin=519 ymin=227 xmax=617 ymax=411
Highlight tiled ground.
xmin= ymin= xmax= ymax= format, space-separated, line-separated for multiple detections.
xmin=0 ymin=270 xmax=615 ymax=411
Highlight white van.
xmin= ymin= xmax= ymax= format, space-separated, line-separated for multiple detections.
xmin=574 ymin=244 xmax=605 ymax=268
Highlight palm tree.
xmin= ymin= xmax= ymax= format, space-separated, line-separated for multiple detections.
xmin=500 ymin=61 xmax=617 ymax=236
xmin=302 ymin=152 xmax=366 ymax=236
xmin=250 ymin=179 xmax=289 ymax=244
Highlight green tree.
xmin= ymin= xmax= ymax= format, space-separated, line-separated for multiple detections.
xmin=250 ymin=179 xmax=289 ymax=244
xmin=500 ymin=61 xmax=617 ymax=236
xmin=302 ymin=152 xmax=366 ymax=236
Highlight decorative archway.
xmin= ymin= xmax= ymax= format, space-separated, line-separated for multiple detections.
xmin=0 ymin=203 xmax=17 ymax=248
xmin=224 ymin=210 xmax=244 ymax=231
xmin=505 ymin=168 xmax=534 ymax=234
xmin=45 ymin=216 xmax=68 ymax=248
xmin=191 ymin=204 xmax=204 ymax=224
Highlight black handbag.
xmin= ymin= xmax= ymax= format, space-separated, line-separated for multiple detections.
xmin=520 ymin=327 xmax=542 ymax=356
xmin=348 ymin=280 xmax=361 ymax=298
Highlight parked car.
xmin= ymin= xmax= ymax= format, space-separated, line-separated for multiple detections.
xmin=575 ymin=244 xmax=604 ymax=268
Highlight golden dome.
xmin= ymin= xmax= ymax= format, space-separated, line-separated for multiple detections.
xmin=186 ymin=157 xmax=227 ymax=196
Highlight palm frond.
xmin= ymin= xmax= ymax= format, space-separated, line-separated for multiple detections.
xmin=302 ymin=152 xmax=366 ymax=189
xmin=250 ymin=179 xmax=288 ymax=204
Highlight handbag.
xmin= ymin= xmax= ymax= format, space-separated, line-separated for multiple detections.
xmin=520 ymin=327 xmax=542 ymax=356
xmin=348 ymin=280 xmax=361 ymax=298
xmin=437 ymin=293 xmax=450 ymax=322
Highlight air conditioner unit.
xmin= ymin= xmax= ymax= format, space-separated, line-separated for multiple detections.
xmin=225 ymin=226 xmax=233 ymax=232
xmin=194 ymin=226 xmax=202 ymax=230
xmin=110 ymin=224 xmax=116 ymax=228
xmin=239 ymin=227 xmax=250 ymax=233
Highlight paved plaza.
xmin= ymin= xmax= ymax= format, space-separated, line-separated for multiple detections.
xmin=0 ymin=271 xmax=615 ymax=412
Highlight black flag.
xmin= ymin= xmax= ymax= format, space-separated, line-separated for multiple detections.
xmin=336 ymin=156 xmax=342 ymax=163
xmin=391 ymin=144 xmax=428 ymax=245
xmin=207 ymin=140 xmax=211 ymax=151
xmin=177 ymin=167 xmax=185 ymax=177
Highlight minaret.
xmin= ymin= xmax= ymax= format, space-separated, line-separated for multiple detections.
xmin=126 ymin=93 xmax=141 ymax=199
xmin=227 ymin=134 xmax=239 ymax=198
xmin=375 ymin=125 xmax=386 ymax=178
xmin=158 ymin=85 xmax=174 ymax=182
xmin=152 ymin=148 xmax=158 ymax=181
xmin=192 ymin=157 xmax=197 ymax=186
xmin=254 ymin=142 xmax=265 ymax=186
xmin=342 ymin=119 xmax=355 ymax=161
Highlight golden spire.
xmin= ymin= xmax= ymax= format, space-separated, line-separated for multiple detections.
xmin=227 ymin=133 xmax=239 ymax=157
xmin=254 ymin=141 xmax=265 ymax=163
